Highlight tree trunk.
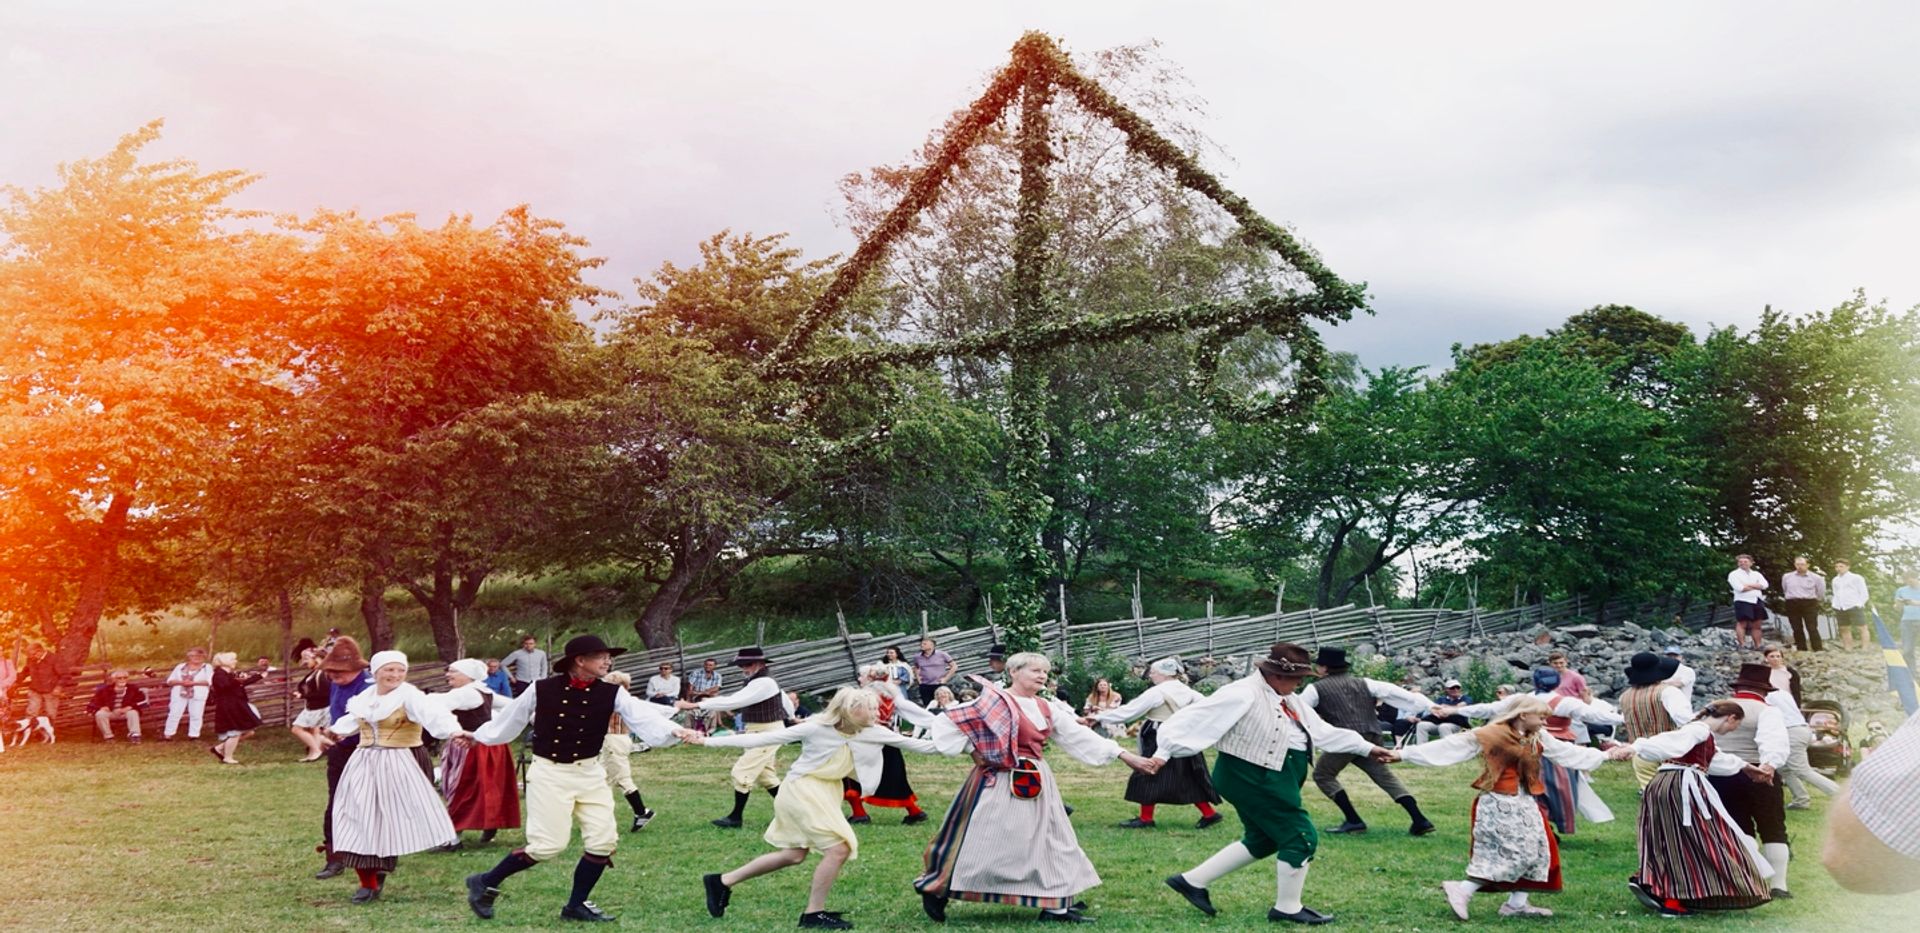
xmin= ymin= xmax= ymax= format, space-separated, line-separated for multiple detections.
xmin=359 ymin=576 xmax=395 ymax=652
xmin=53 ymin=490 xmax=133 ymax=675
xmin=403 ymin=559 xmax=481 ymax=662
xmin=631 ymin=527 xmax=729 ymax=650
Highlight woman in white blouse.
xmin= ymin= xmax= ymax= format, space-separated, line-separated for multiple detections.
xmin=1090 ymin=656 xmax=1224 ymax=829
xmin=1622 ymin=701 xmax=1773 ymax=915
xmin=692 ymin=686 xmax=940 ymax=931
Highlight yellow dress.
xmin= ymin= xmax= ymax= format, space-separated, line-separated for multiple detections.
xmin=763 ymin=743 xmax=859 ymax=858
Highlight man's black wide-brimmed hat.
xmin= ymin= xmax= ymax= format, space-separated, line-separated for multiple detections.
xmin=558 ymin=634 xmax=627 ymax=672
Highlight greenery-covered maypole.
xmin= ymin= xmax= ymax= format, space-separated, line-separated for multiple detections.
xmin=761 ymin=32 xmax=1369 ymax=654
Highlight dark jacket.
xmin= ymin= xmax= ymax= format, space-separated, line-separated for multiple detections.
xmin=210 ymin=668 xmax=263 ymax=733
xmin=88 ymin=682 xmax=148 ymax=714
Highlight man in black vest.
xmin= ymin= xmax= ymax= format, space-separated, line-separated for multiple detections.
xmin=460 ymin=635 xmax=692 ymax=922
xmin=677 ymin=646 xmax=793 ymax=828
xmin=1299 ymin=647 xmax=1436 ymax=836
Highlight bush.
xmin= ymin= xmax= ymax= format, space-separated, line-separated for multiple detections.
xmin=1054 ymin=637 xmax=1146 ymax=712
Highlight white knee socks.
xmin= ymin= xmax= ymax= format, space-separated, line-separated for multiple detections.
xmin=1507 ymin=891 xmax=1530 ymax=908
xmin=1275 ymin=862 xmax=1309 ymax=913
xmin=1183 ymin=841 xmax=1257 ymax=888
xmin=1762 ymin=843 xmax=1791 ymax=891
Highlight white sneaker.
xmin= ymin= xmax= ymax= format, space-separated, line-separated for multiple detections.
xmin=1442 ymin=882 xmax=1471 ymax=920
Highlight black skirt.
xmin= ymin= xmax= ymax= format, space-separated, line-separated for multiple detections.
xmin=868 ymin=744 xmax=916 ymax=803
xmin=1125 ymin=721 xmax=1222 ymax=805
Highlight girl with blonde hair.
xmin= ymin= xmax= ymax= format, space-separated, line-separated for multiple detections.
xmin=692 ymin=686 xmax=942 ymax=930
xmin=1395 ymin=693 xmax=1633 ymax=919
xmin=207 ymin=650 xmax=263 ymax=765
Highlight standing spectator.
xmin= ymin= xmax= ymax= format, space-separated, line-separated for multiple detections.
xmin=1823 ymin=708 xmax=1920 ymax=893
xmin=877 ymin=646 xmax=915 ymax=692
xmin=1762 ymin=645 xmax=1838 ymax=810
xmin=89 ymin=670 xmax=147 ymax=742
xmin=646 ymin=662 xmax=682 ymax=706
xmin=1547 ymin=651 xmax=1587 ymax=699
xmin=980 ymin=644 xmax=1009 ymax=688
xmin=482 ymin=658 xmax=513 ymax=697
xmin=501 ymin=635 xmax=549 ymax=696
xmin=1728 ymin=554 xmax=1770 ymax=650
xmin=19 ymin=643 xmax=62 ymax=744
xmin=291 ymin=647 xmax=334 ymax=762
xmin=1781 ymin=556 xmax=1827 ymax=652
xmin=1896 ymin=571 xmax=1920 ymax=673
xmin=162 ymin=647 xmax=213 ymax=741
xmin=910 ymin=637 xmax=954 ymax=705
xmin=1831 ymin=560 xmax=1872 ymax=651
xmin=207 ymin=651 xmax=264 ymax=765
xmin=1416 ymin=680 xmax=1474 ymax=744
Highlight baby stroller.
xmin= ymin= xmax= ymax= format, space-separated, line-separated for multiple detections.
xmin=1802 ymin=699 xmax=1853 ymax=777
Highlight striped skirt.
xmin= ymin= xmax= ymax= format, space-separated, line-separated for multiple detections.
xmin=1635 ymin=767 xmax=1771 ymax=910
xmin=333 ymin=745 xmax=457 ymax=867
xmin=1540 ymin=758 xmax=1577 ymax=834
xmin=914 ymin=758 xmax=1100 ymax=909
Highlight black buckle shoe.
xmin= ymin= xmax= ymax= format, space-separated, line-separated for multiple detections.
xmin=703 ymin=873 xmax=732 ymax=918
xmin=1410 ymin=818 xmax=1437 ymax=836
xmin=799 ymin=911 xmax=855 ymax=929
xmin=1326 ymin=820 xmax=1368 ymax=834
xmin=1269 ymin=905 xmax=1334 ymax=924
xmin=847 ymin=814 xmax=872 ymax=824
xmin=1116 ymin=817 xmax=1156 ymax=829
xmin=903 ymin=811 xmax=929 ymax=825
xmin=1770 ymin=888 xmax=1794 ymax=900
xmin=466 ymin=873 xmax=500 ymax=920
xmin=350 ymin=885 xmax=381 ymax=904
xmin=921 ymin=890 xmax=948 ymax=923
xmin=1038 ymin=908 xmax=1094 ymax=923
xmin=314 ymin=861 xmax=345 ymax=880
xmin=1196 ymin=813 xmax=1225 ymax=829
xmin=560 ymin=900 xmax=616 ymax=922
xmin=1165 ymin=874 xmax=1217 ymax=917
xmin=711 ymin=815 xmax=744 ymax=828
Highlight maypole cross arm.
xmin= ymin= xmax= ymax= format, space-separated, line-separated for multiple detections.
xmin=757 ymin=31 xmax=1370 ymax=650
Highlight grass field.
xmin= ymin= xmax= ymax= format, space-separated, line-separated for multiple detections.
xmin=1 ymin=731 xmax=1913 ymax=931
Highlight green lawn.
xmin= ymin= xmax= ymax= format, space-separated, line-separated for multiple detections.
xmin=1 ymin=732 xmax=1912 ymax=931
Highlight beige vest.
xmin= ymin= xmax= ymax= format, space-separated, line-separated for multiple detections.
xmin=1214 ymin=677 xmax=1305 ymax=769
xmin=1716 ymin=695 xmax=1771 ymax=763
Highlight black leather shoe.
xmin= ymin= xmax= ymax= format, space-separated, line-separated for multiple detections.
xmin=1165 ymin=874 xmax=1217 ymax=916
xmin=799 ymin=911 xmax=854 ymax=929
xmin=1410 ymin=818 xmax=1437 ymax=836
xmin=903 ymin=811 xmax=929 ymax=825
xmin=848 ymin=814 xmax=872 ymax=824
xmin=560 ymin=900 xmax=616 ymax=922
xmin=314 ymin=861 xmax=345 ymax=880
xmin=1770 ymin=888 xmax=1794 ymax=900
xmin=1326 ymin=820 xmax=1368 ymax=834
xmin=1116 ymin=817 xmax=1155 ymax=829
xmin=921 ymin=891 xmax=948 ymax=922
xmin=466 ymin=873 xmax=500 ymax=920
xmin=703 ymin=873 xmax=731 ymax=918
xmin=1038 ymin=908 xmax=1094 ymax=922
xmin=350 ymin=885 xmax=381 ymax=904
xmin=711 ymin=815 xmax=743 ymax=828
xmin=1269 ymin=905 xmax=1334 ymax=924
xmin=1196 ymin=813 xmax=1225 ymax=829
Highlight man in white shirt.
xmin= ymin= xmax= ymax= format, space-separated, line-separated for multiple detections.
xmin=676 ymin=646 xmax=795 ymax=828
xmin=1663 ymin=646 xmax=1697 ymax=697
xmin=1712 ymin=663 xmax=1795 ymax=898
xmin=645 ymin=662 xmax=681 ymax=706
xmin=1158 ymin=643 xmax=1392 ymax=925
xmin=1728 ymin=554 xmax=1770 ymax=650
xmin=1831 ymin=560 xmax=1871 ymax=651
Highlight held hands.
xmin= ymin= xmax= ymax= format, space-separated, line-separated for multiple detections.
xmin=1120 ymin=751 xmax=1162 ymax=776
xmin=674 ymin=700 xmax=699 ymax=711
xmin=1369 ymin=746 xmax=1399 ymax=764
xmin=1604 ymin=743 xmax=1637 ymax=762
xmin=674 ymin=728 xmax=705 ymax=745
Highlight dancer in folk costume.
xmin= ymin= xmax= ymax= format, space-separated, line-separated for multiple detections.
xmin=1624 ymin=700 xmax=1774 ymax=916
xmin=1446 ymin=667 xmax=1622 ymax=834
xmin=459 ymin=635 xmax=692 ymax=923
xmin=1708 ymin=663 xmax=1795 ymax=899
xmin=1088 ymin=656 xmax=1224 ymax=830
xmin=696 ymin=686 xmax=943 ymax=930
xmin=1158 ymin=643 xmax=1393 ymax=925
xmin=325 ymin=651 xmax=462 ymax=904
xmin=1298 ymin=647 xmax=1437 ymax=835
xmin=314 ymin=637 xmax=372 ymax=881
xmin=847 ymin=664 xmax=932 ymax=825
xmin=436 ymin=658 xmax=519 ymax=846
xmin=1616 ymin=652 xmax=1696 ymax=790
xmin=600 ymin=671 xmax=656 ymax=832
xmin=914 ymin=652 xmax=1159 ymax=924
xmin=1395 ymin=695 xmax=1634 ymax=920
xmin=677 ymin=646 xmax=796 ymax=828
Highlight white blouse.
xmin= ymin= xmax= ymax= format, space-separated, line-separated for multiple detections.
xmin=706 ymin=719 xmax=940 ymax=791
xmin=471 ymin=682 xmax=683 ymax=749
xmin=926 ymin=694 xmax=1124 ymax=767
xmin=1397 ymin=727 xmax=1610 ymax=772
xmin=1154 ymin=674 xmax=1377 ymax=762
xmin=1631 ymin=721 xmax=1747 ymax=775
xmin=1093 ymin=679 xmax=1201 ymax=726
xmin=330 ymin=683 xmax=461 ymax=741
xmin=1299 ymin=677 xmax=1431 ymax=716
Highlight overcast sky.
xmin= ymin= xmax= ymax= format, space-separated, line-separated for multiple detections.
xmin=4 ymin=1 xmax=1916 ymax=369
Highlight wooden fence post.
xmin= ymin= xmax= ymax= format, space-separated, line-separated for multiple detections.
xmin=835 ymin=607 xmax=861 ymax=682
xmin=1205 ymin=596 xmax=1215 ymax=658
xmin=1058 ymin=584 xmax=1071 ymax=661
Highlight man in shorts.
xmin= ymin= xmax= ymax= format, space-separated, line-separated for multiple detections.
xmin=1728 ymin=553 xmax=1769 ymax=650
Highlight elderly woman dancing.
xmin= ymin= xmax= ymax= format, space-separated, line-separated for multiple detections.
xmin=913 ymin=651 xmax=1160 ymax=924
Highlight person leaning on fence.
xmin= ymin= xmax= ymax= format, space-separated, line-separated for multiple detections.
xmin=89 ymin=670 xmax=147 ymax=743
xmin=678 ymin=646 xmax=794 ymax=829
xmin=1297 ymin=647 xmax=1437 ymax=836
xmin=1157 ymin=643 xmax=1392 ymax=925
xmin=599 ymin=670 xmax=657 ymax=833
xmin=1091 ymin=656 xmax=1225 ymax=830
xmin=502 ymin=635 xmax=549 ymax=697
xmin=459 ymin=634 xmax=693 ymax=922
xmin=911 ymin=637 xmax=955 ymax=705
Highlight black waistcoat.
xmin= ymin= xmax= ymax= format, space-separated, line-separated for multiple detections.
xmin=740 ymin=670 xmax=786 ymax=723
xmin=531 ymin=677 xmax=618 ymax=763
